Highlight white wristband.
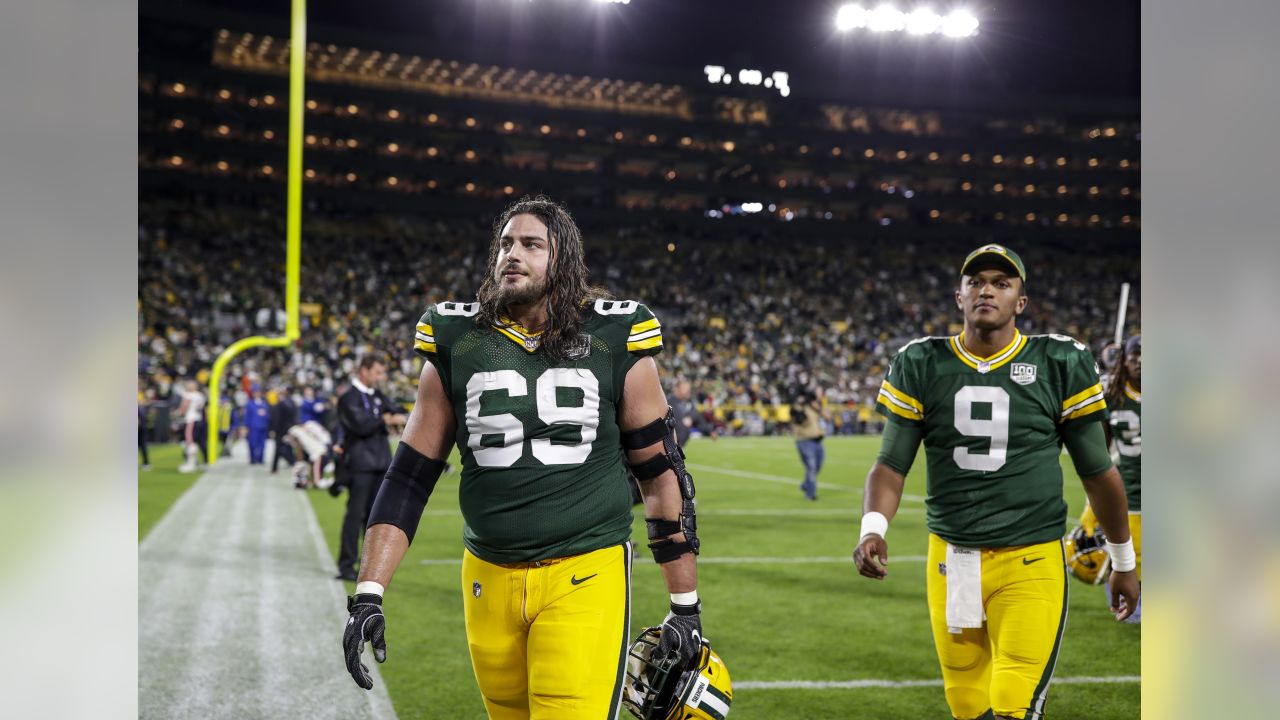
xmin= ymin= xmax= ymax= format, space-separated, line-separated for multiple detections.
xmin=860 ymin=511 xmax=889 ymax=542
xmin=670 ymin=590 xmax=699 ymax=606
xmin=1105 ymin=539 xmax=1137 ymax=573
xmin=355 ymin=580 xmax=386 ymax=597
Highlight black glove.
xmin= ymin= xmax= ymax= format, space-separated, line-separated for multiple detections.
xmin=656 ymin=601 xmax=702 ymax=670
xmin=343 ymin=593 xmax=387 ymax=689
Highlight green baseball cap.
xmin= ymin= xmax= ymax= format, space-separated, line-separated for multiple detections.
xmin=960 ymin=243 xmax=1026 ymax=282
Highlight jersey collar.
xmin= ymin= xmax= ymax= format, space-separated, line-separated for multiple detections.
xmin=949 ymin=330 xmax=1027 ymax=374
xmin=494 ymin=316 xmax=545 ymax=353
xmin=1124 ymin=382 xmax=1142 ymax=402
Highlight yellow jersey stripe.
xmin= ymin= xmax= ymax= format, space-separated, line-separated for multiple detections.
xmin=1124 ymin=382 xmax=1142 ymax=403
xmin=1063 ymin=398 xmax=1107 ymax=421
xmin=1062 ymin=383 xmax=1105 ymax=411
xmin=1061 ymin=391 xmax=1105 ymax=418
xmin=878 ymin=388 xmax=923 ymax=420
xmin=627 ymin=328 xmax=663 ymax=342
xmin=630 ymin=317 xmax=661 ymax=334
xmin=416 ymin=322 xmax=433 ymax=336
xmin=627 ymin=335 xmax=664 ymax=352
xmin=414 ymin=339 xmax=437 ymax=354
xmin=880 ymin=380 xmax=923 ymax=413
xmin=495 ymin=318 xmax=542 ymax=340
xmin=948 ymin=332 xmax=1027 ymax=372
xmin=494 ymin=325 xmax=539 ymax=352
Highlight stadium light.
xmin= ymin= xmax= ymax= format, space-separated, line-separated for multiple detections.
xmin=940 ymin=10 xmax=980 ymax=37
xmin=835 ymin=4 xmax=978 ymax=37
xmin=705 ymin=65 xmax=791 ymax=98
xmin=835 ymin=5 xmax=868 ymax=31
xmin=905 ymin=8 xmax=942 ymax=35
xmin=868 ymin=5 xmax=906 ymax=32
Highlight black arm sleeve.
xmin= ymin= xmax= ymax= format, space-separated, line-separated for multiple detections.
xmin=875 ymin=419 xmax=924 ymax=476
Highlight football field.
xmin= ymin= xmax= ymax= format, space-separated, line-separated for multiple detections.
xmin=304 ymin=435 xmax=1140 ymax=719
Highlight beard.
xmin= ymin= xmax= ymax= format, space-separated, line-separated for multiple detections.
xmin=496 ymin=273 xmax=547 ymax=308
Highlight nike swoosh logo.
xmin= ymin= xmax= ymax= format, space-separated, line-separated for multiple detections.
xmin=570 ymin=573 xmax=598 ymax=585
xmin=1022 ymin=557 xmax=1045 ymax=565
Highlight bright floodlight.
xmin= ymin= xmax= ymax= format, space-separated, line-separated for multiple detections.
xmin=835 ymin=5 xmax=868 ymax=31
xmin=867 ymin=5 xmax=906 ymax=32
xmin=905 ymin=8 xmax=942 ymax=35
xmin=941 ymin=10 xmax=979 ymax=37
xmin=836 ymin=4 xmax=977 ymax=37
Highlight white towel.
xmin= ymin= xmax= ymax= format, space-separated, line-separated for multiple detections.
xmin=945 ymin=543 xmax=985 ymax=633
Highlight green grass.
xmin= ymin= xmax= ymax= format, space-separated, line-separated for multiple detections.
xmin=138 ymin=443 xmax=202 ymax=541
xmin=307 ymin=436 xmax=1139 ymax=719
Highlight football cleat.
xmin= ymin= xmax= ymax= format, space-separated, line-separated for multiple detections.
xmin=1064 ymin=505 xmax=1111 ymax=586
xmin=623 ymin=626 xmax=732 ymax=720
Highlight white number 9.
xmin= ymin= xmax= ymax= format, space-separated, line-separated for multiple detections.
xmin=953 ymin=386 xmax=1010 ymax=472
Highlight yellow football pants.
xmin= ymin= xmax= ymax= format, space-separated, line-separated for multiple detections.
xmin=1080 ymin=506 xmax=1143 ymax=580
xmin=461 ymin=542 xmax=632 ymax=720
xmin=926 ymin=534 xmax=1068 ymax=720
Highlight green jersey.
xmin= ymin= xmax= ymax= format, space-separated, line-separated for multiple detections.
xmin=875 ymin=331 xmax=1108 ymax=547
xmin=1108 ymin=382 xmax=1141 ymax=511
xmin=414 ymin=298 xmax=663 ymax=563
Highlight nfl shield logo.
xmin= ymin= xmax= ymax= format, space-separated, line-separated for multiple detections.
xmin=523 ymin=336 xmax=540 ymax=352
xmin=472 ymin=581 xmax=482 ymax=598
xmin=1011 ymin=363 xmax=1037 ymax=385
xmin=938 ymin=563 xmax=947 ymax=576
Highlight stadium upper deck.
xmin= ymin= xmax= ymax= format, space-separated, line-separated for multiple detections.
xmin=140 ymin=4 xmax=1138 ymax=245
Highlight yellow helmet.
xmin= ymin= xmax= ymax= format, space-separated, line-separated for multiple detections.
xmin=622 ymin=627 xmax=732 ymax=720
xmin=1065 ymin=505 xmax=1111 ymax=585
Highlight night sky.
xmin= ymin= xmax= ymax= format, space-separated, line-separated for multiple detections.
xmin=170 ymin=0 xmax=1139 ymax=104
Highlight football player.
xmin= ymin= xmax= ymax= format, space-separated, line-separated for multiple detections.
xmin=341 ymin=197 xmax=704 ymax=719
xmin=1069 ymin=332 xmax=1143 ymax=609
xmin=852 ymin=244 xmax=1140 ymax=720
xmin=1103 ymin=333 xmax=1141 ymax=619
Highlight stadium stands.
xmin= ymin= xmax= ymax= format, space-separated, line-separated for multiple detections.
xmin=138 ymin=7 xmax=1139 ymax=437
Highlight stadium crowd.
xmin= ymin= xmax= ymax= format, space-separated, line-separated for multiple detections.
xmin=138 ymin=196 xmax=1139 ymax=440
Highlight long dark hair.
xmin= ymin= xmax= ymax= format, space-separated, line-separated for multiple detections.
xmin=475 ymin=196 xmax=609 ymax=361
xmin=1105 ymin=334 xmax=1140 ymax=408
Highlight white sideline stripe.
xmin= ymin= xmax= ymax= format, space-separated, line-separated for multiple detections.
xmin=687 ymin=463 xmax=926 ymax=502
xmin=300 ymin=471 xmax=398 ymax=720
xmin=139 ymin=462 xmax=398 ymax=720
xmin=736 ymin=675 xmax=1140 ymax=690
xmin=421 ymin=555 xmax=929 ymax=566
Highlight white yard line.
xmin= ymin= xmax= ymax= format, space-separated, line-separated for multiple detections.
xmin=687 ymin=463 xmax=927 ymax=502
xmin=736 ymin=675 xmax=1140 ymax=690
xmin=139 ymin=462 xmax=398 ymax=720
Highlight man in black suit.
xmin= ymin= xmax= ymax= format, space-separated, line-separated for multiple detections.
xmin=334 ymin=356 xmax=407 ymax=581
xmin=269 ymin=386 xmax=299 ymax=475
